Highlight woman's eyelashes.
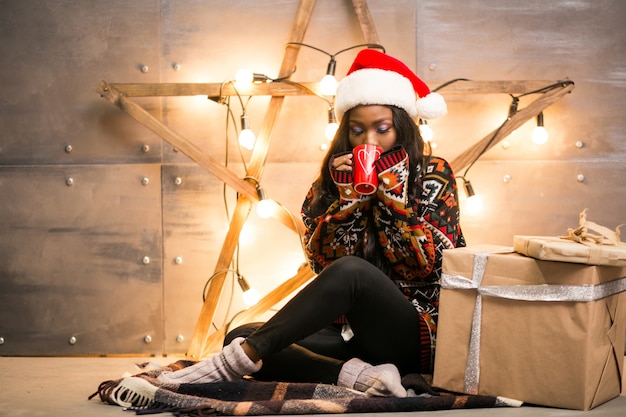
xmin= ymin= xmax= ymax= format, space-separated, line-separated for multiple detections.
xmin=349 ymin=124 xmax=392 ymax=136
xmin=350 ymin=126 xmax=364 ymax=135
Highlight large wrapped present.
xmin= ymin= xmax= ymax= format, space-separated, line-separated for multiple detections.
xmin=432 ymin=245 xmax=626 ymax=410
xmin=514 ymin=209 xmax=626 ymax=266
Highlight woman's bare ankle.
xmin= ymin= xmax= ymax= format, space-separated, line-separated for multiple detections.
xmin=240 ymin=340 xmax=261 ymax=363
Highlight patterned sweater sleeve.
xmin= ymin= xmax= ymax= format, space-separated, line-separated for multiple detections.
xmin=301 ymin=153 xmax=373 ymax=273
xmin=372 ymin=146 xmax=436 ymax=280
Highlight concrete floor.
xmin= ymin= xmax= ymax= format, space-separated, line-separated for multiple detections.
xmin=0 ymin=356 xmax=624 ymax=417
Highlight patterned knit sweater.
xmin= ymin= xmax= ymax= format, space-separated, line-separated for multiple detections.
xmin=301 ymin=145 xmax=466 ymax=371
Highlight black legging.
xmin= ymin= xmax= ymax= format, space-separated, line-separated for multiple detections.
xmin=224 ymin=256 xmax=422 ymax=383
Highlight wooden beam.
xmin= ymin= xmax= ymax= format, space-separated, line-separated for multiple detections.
xmin=450 ymin=82 xmax=575 ymax=173
xmin=185 ymin=195 xmax=253 ymax=359
xmin=96 ymin=81 xmax=258 ymax=202
xmin=107 ymin=79 xmax=570 ymax=98
xmin=109 ymin=81 xmax=322 ymax=97
xmin=352 ymin=0 xmax=380 ymax=44
xmin=186 ymin=0 xmax=318 ymax=359
xmin=432 ymin=79 xmax=573 ymax=96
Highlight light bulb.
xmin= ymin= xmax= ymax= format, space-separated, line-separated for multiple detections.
xmin=462 ymin=179 xmax=484 ymax=214
xmin=237 ymin=275 xmax=261 ymax=307
xmin=235 ymin=69 xmax=254 ymax=89
xmin=242 ymin=288 xmax=260 ymax=306
xmin=418 ymin=119 xmax=434 ymax=142
xmin=253 ymin=182 xmax=273 ymax=218
xmin=320 ymin=56 xmax=338 ymax=96
xmin=256 ymin=199 xmax=274 ymax=219
xmin=239 ymin=114 xmax=256 ymax=150
xmin=325 ymin=122 xmax=339 ymax=140
xmin=325 ymin=107 xmax=339 ymax=140
xmin=239 ymin=129 xmax=256 ymax=150
xmin=465 ymin=194 xmax=484 ymax=214
xmin=532 ymin=126 xmax=548 ymax=145
xmin=320 ymin=74 xmax=338 ymax=96
xmin=531 ymin=112 xmax=548 ymax=145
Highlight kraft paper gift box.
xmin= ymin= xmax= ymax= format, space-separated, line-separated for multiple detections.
xmin=432 ymin=245 xmax=626 ymax=410
xmin=513 ymin=235 xmax=626 ymax=266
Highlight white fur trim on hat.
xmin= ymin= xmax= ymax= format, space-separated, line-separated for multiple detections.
xmin=415 ymin=92 xmax=447 ymax=120
xmin=335 ymin=68 xmax=418 ymax=119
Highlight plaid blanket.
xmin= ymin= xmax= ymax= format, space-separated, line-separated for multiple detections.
xmin=89 ymin=360 xmax=521 ymax=416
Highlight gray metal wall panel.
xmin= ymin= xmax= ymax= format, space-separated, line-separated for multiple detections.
xmin=160 ymin=163 xmax=230 ymax=353
xmin=0 ymin=0 xmax=163 ymax=165
xmin=416 ymin=0 xmax=626 ymax=161
xmin=0 ymin=164 xmax=163 ymax=355
xmin=458 ymin=160 xmax=626 ymax=246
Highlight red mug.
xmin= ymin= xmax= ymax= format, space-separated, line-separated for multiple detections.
xmin=353 ymin=144 xmax=382 ymax=195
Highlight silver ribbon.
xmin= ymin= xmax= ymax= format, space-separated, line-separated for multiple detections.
xmin=441 ymin=251 xmax=626 ymax=395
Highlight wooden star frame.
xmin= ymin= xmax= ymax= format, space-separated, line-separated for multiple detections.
xmin=96 ymin=0 xmax=574 ymax=358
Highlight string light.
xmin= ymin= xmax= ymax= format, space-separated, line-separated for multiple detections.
xmin=320 ymin=56 xmax=338 ymax=96
xmin=237 ymin=274 xmax=260 ymax=307
xmin=238 ymin=114 xmax=256 ymax=150
xmin=244 ymin=176 xmax=275 ymax=219
xmin=202 ymin=270 xmax=260 ymax=307
xmin=325 ymin=107 xmax=339 ymax=140
xmin=418 ymin=119 xmax=434 ymax=142
xmin=286 ymin=42 xmax=385 ymax=96
xmin=234 ymin=69 xmax=254 ymax=89
xmin=255 ymin=186 xmax=273 ymax=219
xmin=461 ymin=178 xmax=484 ymax=214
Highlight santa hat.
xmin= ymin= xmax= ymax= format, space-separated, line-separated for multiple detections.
xmin=335 ymin=49 xmax=447 ymax=120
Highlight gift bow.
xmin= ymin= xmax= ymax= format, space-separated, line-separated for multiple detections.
xmin=562 ymin=209 xmax=624 ymax=246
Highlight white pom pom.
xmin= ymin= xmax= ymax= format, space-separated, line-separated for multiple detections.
xmin=415 ymin=92 xmax=447 ymax=120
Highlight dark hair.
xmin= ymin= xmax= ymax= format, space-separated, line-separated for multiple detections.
xmin=308 ymin=105 xmax=430 ymax=217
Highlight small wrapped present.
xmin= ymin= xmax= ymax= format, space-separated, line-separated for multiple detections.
xmin=432 ymin=245 xmax=626 ymax=410
xmin=514 ymin=209 xmax=626 ymax=266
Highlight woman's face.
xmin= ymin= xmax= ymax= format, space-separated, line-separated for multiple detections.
xmin=347 ymin=105 xmax=397 ymax=152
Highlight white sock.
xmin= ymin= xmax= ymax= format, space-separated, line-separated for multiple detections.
xmin=337 ymin=358 xmax=407 ymax=397
xmin=110 ymin=377 xmax=158 ymax=408
xmin=157 ymin=337 xmax=262 ymax=384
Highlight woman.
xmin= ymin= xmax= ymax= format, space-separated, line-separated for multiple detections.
xmin=121 ymin=49 xmax=464 ymax=400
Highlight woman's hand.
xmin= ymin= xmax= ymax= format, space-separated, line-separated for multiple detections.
xmin=331 ymin=153 xmax=353 ymax=172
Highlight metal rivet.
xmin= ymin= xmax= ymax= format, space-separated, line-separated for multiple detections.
xmin=173 ymin=147 xmax=179 ymax=152
xmin=69 ymin=336 xmax=77 ymax=345
xmin=142 ymin=144 xmax=150 ymax=153
xmin=0 ymin=337 xmax=4 ymax=345
xmin=176 ymin=335 xmax=184 ymax=343
xmin=174 ymin=177 xmax=183 ymax=186
xmin=428 ymin=63 xmax=437 ymax=71
xmin=503 ymin=174 xmax=512 ymax=183
xmin=577 ymin=174 xmax=585 ymax=183
xmin=575 ymin=141 xmax=585 ymax=149
xmin=140 ymin=65 xmax=149 ymax=73
xmin=142 ymin=256 xmax=150 ymax=265
xmin=144 ymin=335 xmax=152 ymax=344
xmin=142 ymin=177 xmax=150 ymax=186
xmin=173 ymin=63 xmax=181 ymax=71
xmin=501 ymin=140 xmax=510 ymax=149
xmin=174 ymin=256 xmax=183 ymax=265
xmin=65 ymin=145 xmax=73 ymax=153
xmin=65 ymin=177 xmax=74 ymax=186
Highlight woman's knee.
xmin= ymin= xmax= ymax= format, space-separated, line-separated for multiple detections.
xmin=223 ymin=322 xmax=264 ymax=347
xmin=325 ymin=256 xmax=376 ymax=278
